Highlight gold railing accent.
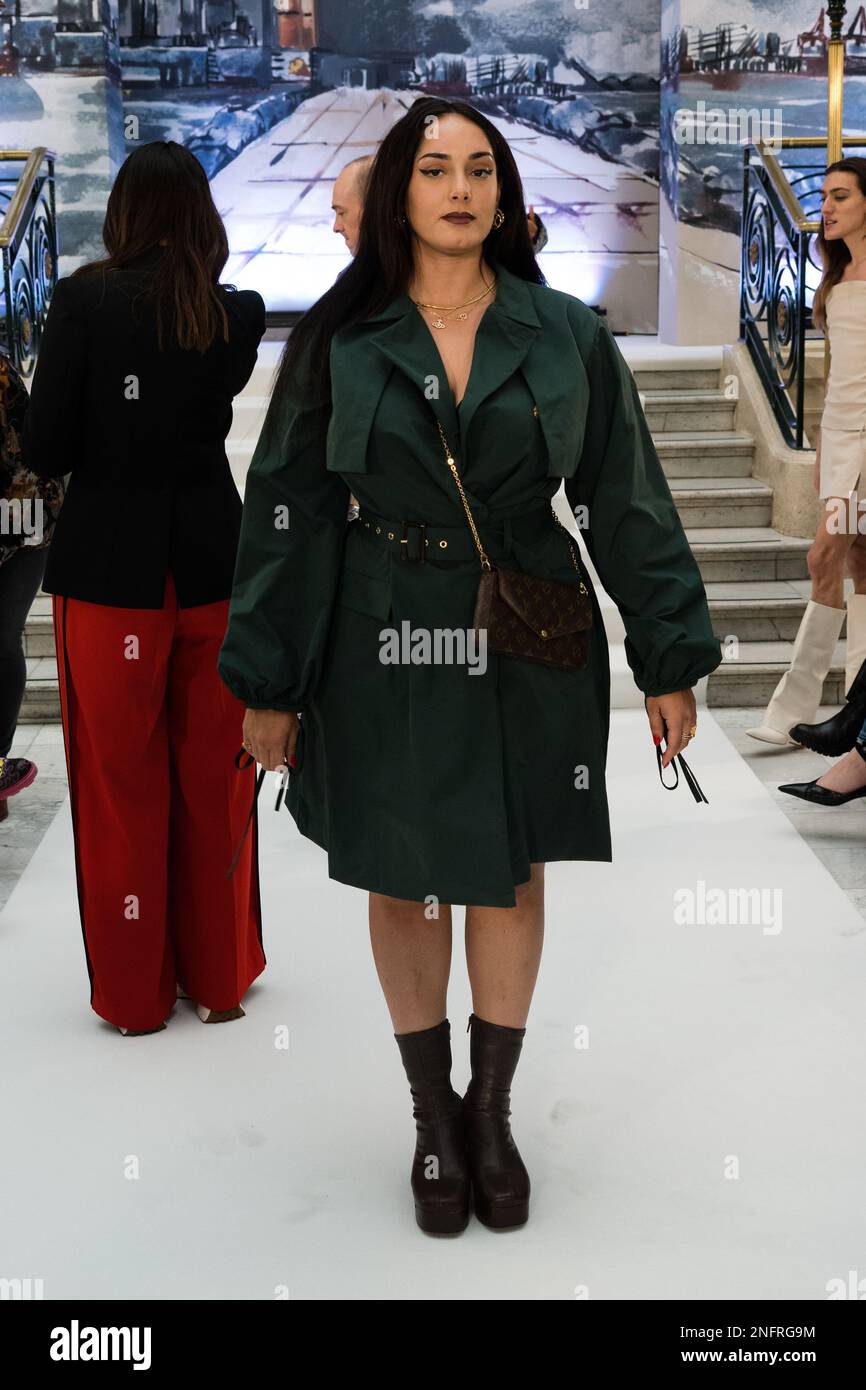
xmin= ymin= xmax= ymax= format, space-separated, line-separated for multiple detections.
xmin=754 ymin=136 xmax=866 ymax=237
xmin=0 ymin=148 xmax=55 ymax=249
xmin=827 ymin=2 xmax=847 ymax=163
xmin=755 ymin=142 xmax=819 ymax=233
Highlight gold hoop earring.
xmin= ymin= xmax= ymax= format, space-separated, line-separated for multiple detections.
xmin=492 ymin=208 xmax=505 ymax=230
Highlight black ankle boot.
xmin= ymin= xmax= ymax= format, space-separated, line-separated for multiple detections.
xmin=394 ymin=1018 xmax=470 ymax=1235
xmin=790 ymin=654 xmax=866 ymax=755
xmin=463 ymin=1013 xmax=530 ymax=1230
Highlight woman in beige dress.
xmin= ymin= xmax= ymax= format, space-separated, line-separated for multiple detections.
xmin=747 ymin=156 xmax=866 ymax=746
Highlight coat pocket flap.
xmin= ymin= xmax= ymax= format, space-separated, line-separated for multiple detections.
xmin=494 ymin=568 xmax=592 ymax=640
xmin=335 ymin=565 xmax=393 ymax=622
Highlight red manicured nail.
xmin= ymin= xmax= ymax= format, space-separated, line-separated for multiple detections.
xmin=653 ymin=735 xmax=662 ymax=746
xmin=288 ymin=754 xmax=297 ymax=768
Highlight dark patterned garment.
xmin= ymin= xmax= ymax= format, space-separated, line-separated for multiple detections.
xmin=0 ymin=353 xmax=64 ymax=569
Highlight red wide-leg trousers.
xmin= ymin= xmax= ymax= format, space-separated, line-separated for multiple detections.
xmin=53 ymin=572 xmax=265 ymax=1031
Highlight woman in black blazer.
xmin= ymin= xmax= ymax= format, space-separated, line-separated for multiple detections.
xmin=23 ymin=141 xmax=267 ymax=1036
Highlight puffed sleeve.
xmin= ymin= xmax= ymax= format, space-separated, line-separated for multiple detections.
xmin=565 ymin=314 xmax=721 ymax=698
xmin=217 ymin=370 xmax=350 ymax=712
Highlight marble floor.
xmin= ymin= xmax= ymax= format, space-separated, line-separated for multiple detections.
xmin=1 ymin=707 xmax=864 ymax=1299
xmin=713 ymin=708 xmax=866 ymax=924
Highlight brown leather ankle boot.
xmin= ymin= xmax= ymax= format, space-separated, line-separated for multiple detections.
xmin=464 ymin=1012 xmax=530 ymax=1229
xmin=394 ymin=1018 xmax=470 ymax=1235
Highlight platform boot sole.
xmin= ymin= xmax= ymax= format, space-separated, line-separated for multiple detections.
xmin=414 ymin=1201 xmax=471 ymax=1235
xmin=471 ymin=1189 xmax=529 ymax=1230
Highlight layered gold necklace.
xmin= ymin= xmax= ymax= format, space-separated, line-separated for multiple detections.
xmin=412 ymin=271 xmax=496 ymax=329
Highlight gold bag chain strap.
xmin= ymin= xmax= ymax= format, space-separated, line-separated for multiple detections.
xmin=434 ymin=418 xmax=587 ymax=594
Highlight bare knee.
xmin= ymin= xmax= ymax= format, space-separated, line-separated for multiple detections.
xmin=807 ymin=521 xmax=849 ymax=595
xmin=807 ymin=536 xmax=839 ymax=583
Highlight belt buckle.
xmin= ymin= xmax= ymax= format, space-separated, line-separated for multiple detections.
xmin=400 ymin=519 xmax=426 ymax=563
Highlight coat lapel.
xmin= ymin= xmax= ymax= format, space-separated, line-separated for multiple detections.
xmin=480 ymin=265 xmax=591 ymax=479
xmin=325 ymin=321 xmax=396 ymax=474
xmin=456 ymin=292 xmax=537 ymax=452
xmin=326 ymin=288 xmax=462 ymax=477
xmin=325 ymin=262 xmax=592 ymax=480
xmin=367 ymin=304 xmax=462 ymax=449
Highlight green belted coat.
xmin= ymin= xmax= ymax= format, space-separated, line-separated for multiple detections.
xmin=218 ymin=264 xmax=722 ymax=907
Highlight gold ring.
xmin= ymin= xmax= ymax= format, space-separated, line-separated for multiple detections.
xmin=690 ymin=725 xmax=697 ymax=738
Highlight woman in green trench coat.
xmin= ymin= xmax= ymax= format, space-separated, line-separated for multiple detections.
xmin=218 ymin=99 xmax=722 ymax=1236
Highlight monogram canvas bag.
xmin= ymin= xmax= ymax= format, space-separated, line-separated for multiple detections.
xmin=435 ymin=418 xmax=593 ymax=671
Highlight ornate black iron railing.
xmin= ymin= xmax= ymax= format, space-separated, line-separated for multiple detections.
xmin=740 ymin=142 xmax=817 ymax=450
xmin=0 ymin=148 xmax=57 ymax=378
xmin=740 ymin=137 xmax=866 ymax=450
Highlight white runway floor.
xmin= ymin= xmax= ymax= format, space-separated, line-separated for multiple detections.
xmin=2 ymin=709 xmax=865 ymax=1301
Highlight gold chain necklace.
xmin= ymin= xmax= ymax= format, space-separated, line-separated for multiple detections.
xmin=412 ymin=274 xmax=496 ymax=330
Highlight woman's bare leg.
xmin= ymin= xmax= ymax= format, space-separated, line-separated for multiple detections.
xmin=808 ymin=497 xmax=860 ymax=606
xmin=817 ymin=747 xmax=866 ymax=792
xmin=368 ymin=893 xmax=454 ymax=1033
xmin=464 ymin=863 xmax=545 ymax=1028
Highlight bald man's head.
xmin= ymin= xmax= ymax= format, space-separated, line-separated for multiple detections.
xmin=332 ymin=155 xmax=375 ymax=255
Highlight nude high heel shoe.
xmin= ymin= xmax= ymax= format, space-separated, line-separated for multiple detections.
xmin=196 ymin=1003 xmax=245 ymax=1023
xmin=175 ymin=982 xmax=244 ymax=1022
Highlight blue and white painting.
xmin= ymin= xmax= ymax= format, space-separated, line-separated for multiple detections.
xmin=2 ymin=1 xmax=663 ymax=328
xmin=113 ymin=0 xmax=664 ymax=330
xmin=663 ymin=0 xmax=866 ymax=233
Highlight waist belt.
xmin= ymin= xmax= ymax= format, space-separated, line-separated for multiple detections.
xmin=354 ymin=503 xmax=556 ymax=564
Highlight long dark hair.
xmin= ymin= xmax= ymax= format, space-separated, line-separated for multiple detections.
xmin=74 ymin=141 xmax=232 ymax=352
xmin=276 ymin=98 xmax=544 ymax=413
xmin=813 ymin=156 xmax=866 ymax=331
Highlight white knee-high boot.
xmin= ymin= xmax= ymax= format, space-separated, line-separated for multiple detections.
xmin=845 ymin=593 xmax=866 ymax=696
xmin=746 ymin=599 xmax=846 ymax=746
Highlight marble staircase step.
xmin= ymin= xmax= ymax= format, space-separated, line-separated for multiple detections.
xmin=654 ymin=431 xmax=755 ymax=477
xmin=632 ymin=366 xmax=722 ymax=391
xmin=687 ymin=527 xmax=812 ymax=583
xmin=641 ymin=389 xmax=736 ymax=433
xmin=670 ymin=475 xmax=773 ymax=528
